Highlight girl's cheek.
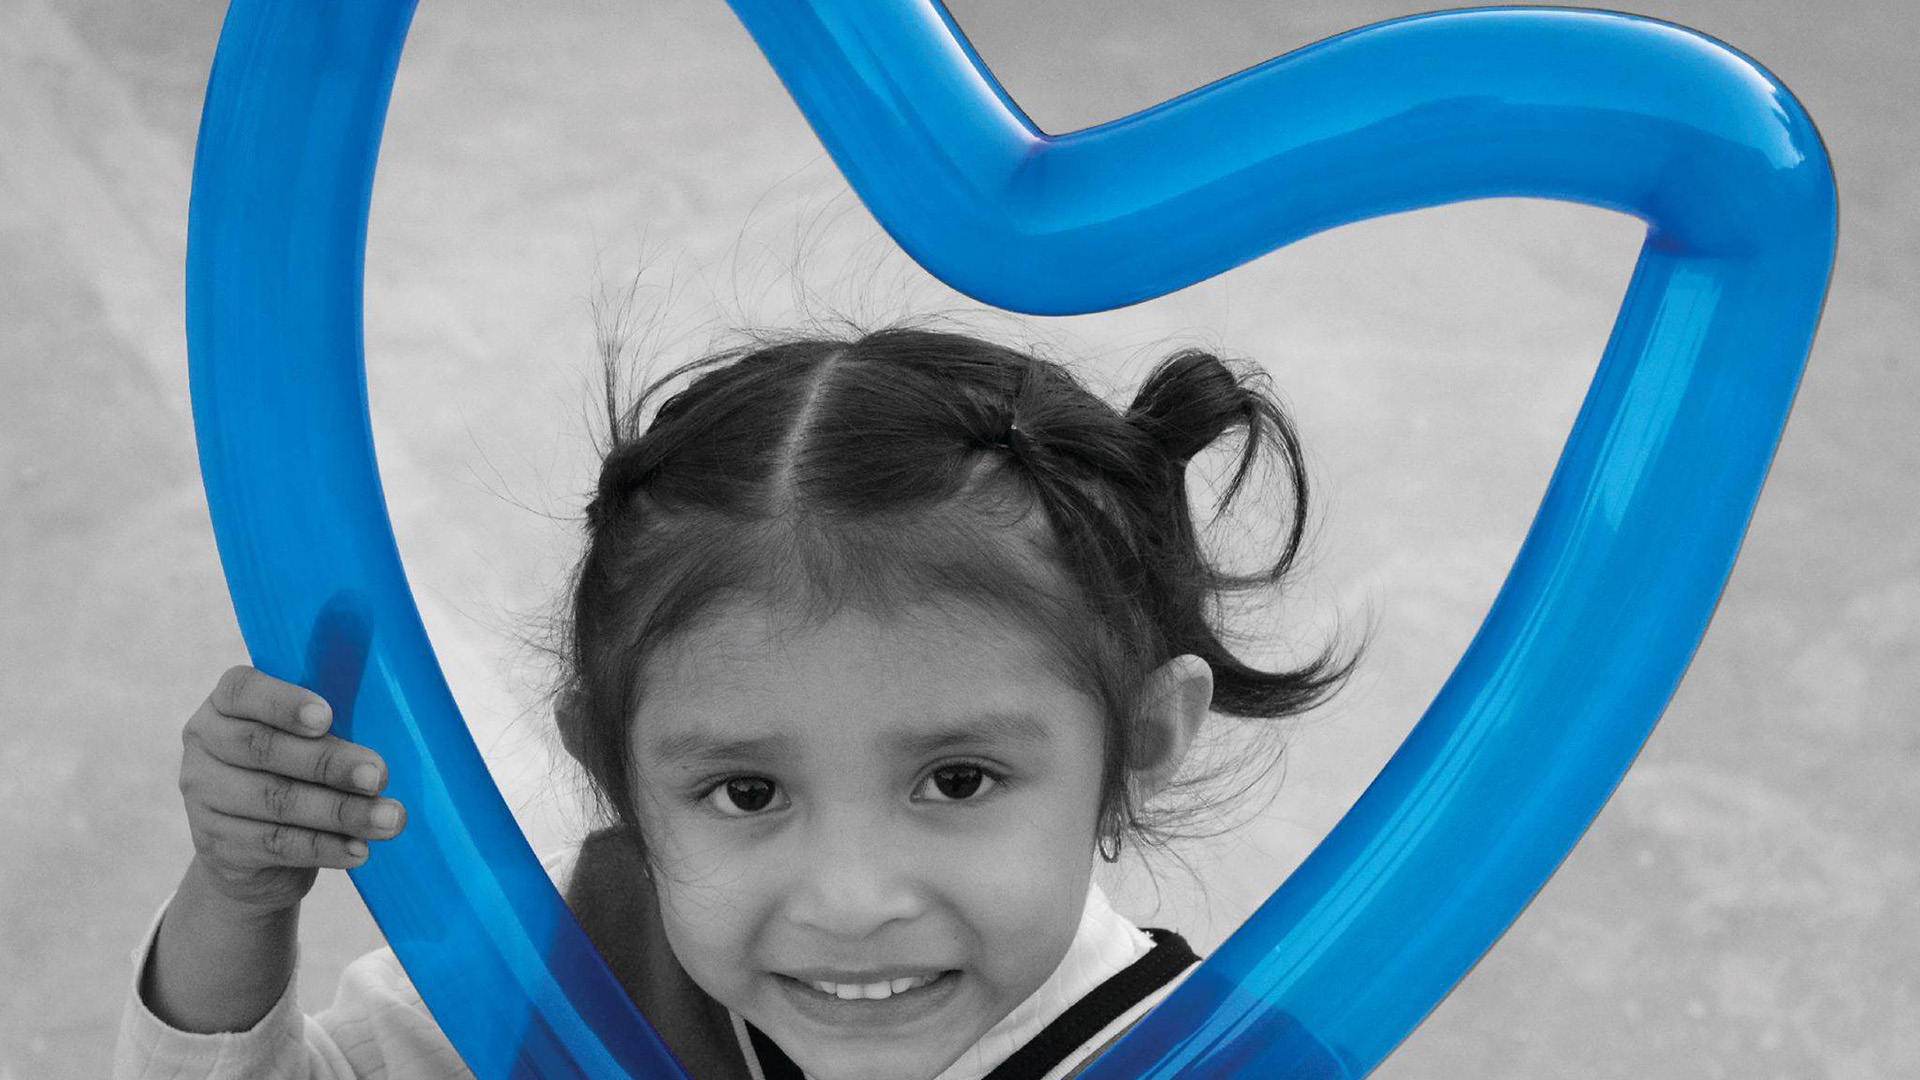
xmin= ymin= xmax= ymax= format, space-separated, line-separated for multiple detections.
xmin=646 ymin=807 xmax=786 ymax=881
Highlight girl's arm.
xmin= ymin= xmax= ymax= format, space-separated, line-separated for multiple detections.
xmin=114 ymin=889 xmax=451 ymax=1080
xmin=139 ymin=854 xmax=299 ymax=1033
xmin=114 ymin=848 xmax=589 ymax=1080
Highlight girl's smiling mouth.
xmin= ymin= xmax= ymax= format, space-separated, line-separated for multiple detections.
xmin=775 ymin=969 xmax=963 ymax=1025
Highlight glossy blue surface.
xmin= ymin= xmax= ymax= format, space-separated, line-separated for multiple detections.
xmin=187 ymin=2 xmax=1833 ymax=1077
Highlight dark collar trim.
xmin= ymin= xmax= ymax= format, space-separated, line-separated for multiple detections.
xmin=979 ymin=927 xmax=1197 ymax=1080
xmin=745 ymin=928 xmax=1198 ymax=1080
xmin=746 ymin=1020 xmax=805 ymax=1080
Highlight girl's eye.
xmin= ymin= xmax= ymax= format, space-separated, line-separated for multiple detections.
xmin=704 ymin=776 xmax=785 ymax=817
xmin=916 ymin=764 xmax=1001 ymax=803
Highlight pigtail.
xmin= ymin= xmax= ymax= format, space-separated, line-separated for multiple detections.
xmin=582 ymin=327 xmax=708 ymax=531
xmin=1125 ymin=349 xmax=1358 ymax=721
xmin=1128 ymin=349 xmax=1248 ymax=463
xmin=1128 ymin=349 xmax=1305 ymax=568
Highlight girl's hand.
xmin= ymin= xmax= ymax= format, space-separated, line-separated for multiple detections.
xmin=177 ymin=665 xmax=407 ymax=916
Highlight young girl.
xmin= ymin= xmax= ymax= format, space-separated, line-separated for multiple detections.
xmin=114 ymin=326 xmax=1357 ymax=1080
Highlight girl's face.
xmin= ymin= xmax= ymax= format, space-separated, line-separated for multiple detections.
xmin=627 ymin=599 xmax=1109 ymax=1080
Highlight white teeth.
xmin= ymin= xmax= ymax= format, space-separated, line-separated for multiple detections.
xmin=805 ymin=974 xmax=937 ymax=1000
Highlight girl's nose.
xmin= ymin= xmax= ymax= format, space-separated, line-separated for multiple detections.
xmin=781 ymin=821 xmax=927 ymax=939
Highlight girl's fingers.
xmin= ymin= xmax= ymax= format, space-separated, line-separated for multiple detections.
xmin=202 ymin=813 xmax=369 ymax=871
xmin=210 ymin=664 xmax=331 ymax=735
xmin=196 ymin=711 xmax=386 ymax=795
xmin=198 ymin=764 xmax=404 ymax=841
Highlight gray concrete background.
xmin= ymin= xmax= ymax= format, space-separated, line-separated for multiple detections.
xmin=3 ymin=1 xmax=1914 ymax=1076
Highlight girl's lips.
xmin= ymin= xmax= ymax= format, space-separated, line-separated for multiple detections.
xmin=775 ymin=969 xmax=963 ymax=1028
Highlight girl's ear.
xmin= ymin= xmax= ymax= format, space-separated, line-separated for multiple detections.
xmin=556 ymin=688 xmax=590 ymax=766
xmin=1129 ymin=654 xmax=1213 ymax=803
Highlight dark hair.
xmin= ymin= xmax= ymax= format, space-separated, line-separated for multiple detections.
xmin=558 ymin=320 xmax=1361 ymax=874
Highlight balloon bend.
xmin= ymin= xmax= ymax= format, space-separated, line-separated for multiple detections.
xmin=186 ymin=3 xmax=1833 ymax=1079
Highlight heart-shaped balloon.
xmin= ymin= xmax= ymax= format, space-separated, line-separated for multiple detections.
xmin=186 ymin=2 xmax=1834 ymax=1078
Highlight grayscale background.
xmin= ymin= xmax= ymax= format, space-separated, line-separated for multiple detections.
xmin=4 ymin=1 xmax=1914 ymax=1076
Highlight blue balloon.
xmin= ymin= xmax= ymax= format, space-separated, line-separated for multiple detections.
xmin=187 ymin=3 xmax=1834 ymax=1078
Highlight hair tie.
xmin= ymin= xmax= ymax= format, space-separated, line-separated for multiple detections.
xmin=993 ymin=419 xmax=1032 ymax=462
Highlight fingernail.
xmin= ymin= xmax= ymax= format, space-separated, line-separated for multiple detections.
xmin=351 ymin=763 xmax=381 ymax=792
xmin=371 ymin=801 xmax=400 ymax=830
xmin=347 ymin=839 xmax=368 ymax=859
xmin=300 ymin=702 xmax=330 ymax=732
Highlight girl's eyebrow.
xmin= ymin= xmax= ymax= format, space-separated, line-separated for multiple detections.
xmin=647 ymin=711 xmax=1053 ymax=769
xmin=892 ymin=711 xmax=1054 ymax=756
